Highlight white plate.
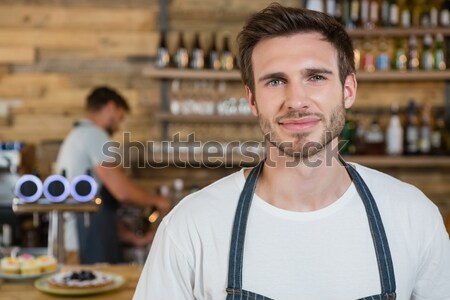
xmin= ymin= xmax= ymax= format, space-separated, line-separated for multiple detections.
xmin=0 ymin=268 xmax=59 ymax=281
xmin=34 ymin=272 xmax=125 ymax=296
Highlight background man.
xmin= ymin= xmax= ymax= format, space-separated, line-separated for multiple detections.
xmin=56 ymin=86 xmax=170 ymax=264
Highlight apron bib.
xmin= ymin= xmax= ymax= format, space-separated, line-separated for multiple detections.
xmin=226 ymin=159 xmax=396 ymax=300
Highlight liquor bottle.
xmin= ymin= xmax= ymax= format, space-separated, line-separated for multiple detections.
xmin=404 ymin=99 xmax=420 ymax=155
xmin=412 ymin=0 xmax=424 ymax=26
xmin=206 ymin=33 xmax=221 ymax=70
xmin=421 ymin=34 xmax=435 ymax=71
xmin=334 ymin=0 xmax=344 ymax=24
xmin=434 ymin=33 xmax=447 ymax=70
xmin=354 ymin=113 xmax=367 ymax=155
xmin=362 ymin=39 xmax=375 ymax=72
xmin=376 ymin=37 xmax=390 ymax=70
xmin=306 ymin=0 xmax=324 ymax=12
xmin=368 ymin=0 xmax=379 ymax=28
xmin=407 ymin=35 xmax=420 ymax=70
xmin=400 ymin=0 xmax=412 ymax=27
xmin=381 ymin=0 xmax=390 ymax=27
xmin=174 ymin=32 xmax=189 ymax=69
xmin=326 ymin=0 xmax=337 ymax=18
xmin=155 ymin=31 xmax=170 ymax=68
xmin=343 ymin=0 xmax=353 ymax=28
xmin=189 ymin=32 xmax=205 ymax=70
xmin=386 ymin=103 xmax=404 ymax=155
xmin=365 ymin=119 xmax=385 ymax=155
xmin=429 ymin=0 xmax=439 ymax=26
xmin=393 ymin=37 xmax=408 ymax=70
xmin=340 ymin=112 xmax=356 ymax=155
xmin=350 ymin=0 xmax=360 ymax=27
xmin=361 ymin=0 xmax=371 ymax=28
xmin=440 ymin=0 xmax=450 ymax=26
xmin=388 ymin=0 xmax=400 ymax=26
xmin=431 ymin=110 xmax=448 ymax=154
xmin=419 ymin=101 xmax=432 ymax=154
xmin=354 ymin=40 xmax=362 ymax=70
xmin=220 ymin=36 xmax=234 ymax=71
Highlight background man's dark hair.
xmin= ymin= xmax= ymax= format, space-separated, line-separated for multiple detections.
xmin=238 ymin=3 xmax=355 ymax=94
xmin=86 ymin=86 xmax=130 ymax=112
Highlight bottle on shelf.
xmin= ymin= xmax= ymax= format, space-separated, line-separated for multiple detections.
xmin=220 ymin=35 xmax=234 ymax=71
xmin=407 ymin=35 xmax=420 ymax=71
xmin=362 ymin=38 xmax=376 ymax=72
xmin=174 ymin=31 xmax=189 ymax=69
xmin=393 ymin=37 xmax=408 ymax=71
xmin=404 ymin=99 xmax=420 ymax=155
xmin=306 ymin=0 xmax=324 ymax=12
xmin=360 ymin=0 xmax=371 ymax=28
xmin=381 ymin=0 xmax=390 ymax=27
xmin=325 ymin=0 xmax=338 ymax=19
xmin=155 ymin=31 xmax=170 ymax=68
xmin=376 ymin=37 xmax=391 ymax=71
xmin=421 ymin=34 xmax=435 ymax=71
xmin=434 ymin=33 xmax=447 ymax=70
xmin=189 ymin=32 xmax=205 ymax=70
xmin=431 ymin=110 xmax=449 ymax=155
xmin=386 ymin=103 xmax=404 ymax=155
xmin=368 ymin=0 xmax=379 ymax=28
xmin=354 ymin=113 xmax=367 ymax=155
xmin=429 ymin=0 xmax=439 ymax=27
xmin=348 ymin=0 xmax=360 ymax=28
xmin=340 ymin=112 xmax=356 ymax=155
xmin=354 ymin=40 xmax=361 ymax=71
xmin=206 ymin=32 xmax=221 ymax=71
xmin=419 ymin=101 xmax=432 ymax=154
xmin=440 ymin=0 xmax=450 ymax=27
xmin=365 ymin=118 xmax=385 ymax=155
xmin=400 ymin=0 xmax=412 ymax=27
xmin=388 ymin=0 xmax=400 ymax=26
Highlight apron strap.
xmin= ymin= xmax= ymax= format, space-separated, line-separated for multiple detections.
xmin=227 ymin=160 xmax=264 ymax=291
xmin=339 ymin=157 xmax=396 ymax=294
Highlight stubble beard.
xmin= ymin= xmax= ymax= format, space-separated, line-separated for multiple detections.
xmin=258 ymin=101 xmax=346 ymax=159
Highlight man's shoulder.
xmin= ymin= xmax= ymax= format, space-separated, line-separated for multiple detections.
xmin=354 ymin=163 xmax=439 ymax=217
xmin=161 ymin=169 xmax=245 ymax=228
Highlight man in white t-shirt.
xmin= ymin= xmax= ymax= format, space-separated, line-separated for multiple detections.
xmin=134 ymin=4 xmax=450 ymax=300
xmin=56 ymin=86 xmax=170 ymax=264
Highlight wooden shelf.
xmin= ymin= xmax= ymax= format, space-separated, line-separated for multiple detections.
xmin=136 ymin=150 xmax=450 ymax=168
xmin=356 ymin=70 xmax=450 ymax=81
xmin=142 ymin=67 xmax=241 ymax=81
xmin=344 ymin=155 xmax=450 ymax=168
xmin=348 ymin=27 xmax=450 ymax=37
xmin=155 ymin=112 xmax=257 ymax=124
xmin=143 ymin=67 xmax=450 ymax=82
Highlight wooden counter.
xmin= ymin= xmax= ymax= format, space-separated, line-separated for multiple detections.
xmin=0 ymin=264 xmax=142 ymax=300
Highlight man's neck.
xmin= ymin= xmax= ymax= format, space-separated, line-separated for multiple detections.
xmin=252 ymin=141 xmax=352 ymax=212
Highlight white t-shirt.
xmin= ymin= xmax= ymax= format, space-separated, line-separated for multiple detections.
xmin=55 ymin=120 xmax=111 ymax=251
xmin=133 ymin=164 xmax=450 ymax=300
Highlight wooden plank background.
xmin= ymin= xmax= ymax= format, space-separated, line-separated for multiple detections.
xmin=0 ymin=0 xmax=448 ymax=219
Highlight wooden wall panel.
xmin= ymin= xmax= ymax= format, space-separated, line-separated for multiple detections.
xmin=0 ymin=6 xmax=157 ymax=31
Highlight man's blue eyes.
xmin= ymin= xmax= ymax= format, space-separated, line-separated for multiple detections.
xmin=268 ymin=80 xmax=284 ymax=86
xmin=267 ymin=75 xmax=325 ymax=86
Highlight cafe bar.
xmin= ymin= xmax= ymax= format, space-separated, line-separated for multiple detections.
xmin=0 ymin=0 xmax=450 ymax=299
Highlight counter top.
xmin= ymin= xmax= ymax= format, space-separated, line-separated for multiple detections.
xmin=0 ymin=264 xmax=142 ymax=300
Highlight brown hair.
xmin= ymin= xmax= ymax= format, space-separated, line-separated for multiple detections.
xmin=86 ymin=86 xmax=130 ymax=112
xmin=238 ymin=3 xmax=355 ymax=94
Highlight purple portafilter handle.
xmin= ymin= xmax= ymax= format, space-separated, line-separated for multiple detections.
xmin=15 ymin=174 xmax=43 ymax=203
xmin=43 ymin=174 xmax=71 ymax=203
xmin=70 ymin=175 xmax=98 ymax=202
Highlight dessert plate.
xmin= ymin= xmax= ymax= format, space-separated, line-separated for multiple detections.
xmin=0 ymin=268 xmax=58 ymax=281
xmin=34 ymin=272 xmax=125 ymax=296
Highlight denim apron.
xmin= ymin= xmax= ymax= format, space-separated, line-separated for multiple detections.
xmin=226 ymin=159 xmax=396 ymax=300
